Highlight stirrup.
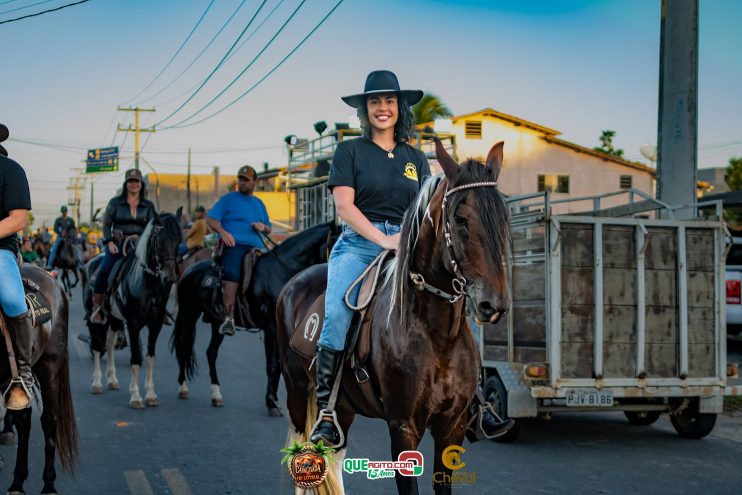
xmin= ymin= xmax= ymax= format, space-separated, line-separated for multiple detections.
xmin=218 ymin=318 xmax=236 ymax=336
xmin=310 ymin=409 xmax=345 ymax=449
xmin=90 ymin=306 xmax=108 ymax=325
xmin=467 ymin=402 xmax=513 ymax=441
xmin=3 ymin=378 xmax=32 ymax=411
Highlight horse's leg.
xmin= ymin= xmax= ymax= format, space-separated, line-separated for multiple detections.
xmin=389 ymin=419 xmax=424 ymax=495
xmin=263 ymin=322 xmax=283 ymax=417
xmin=144 ymin=317 xmax=165 ymax=407
xmin=37 ymin=360 xmax=61 ymax=495
xmin=431 ymin=417 xmax=469 ymax=495
xmin=106 ymin=325 xmax=120 ymax=390
xmin=0 ymin=412 xmax=15 ymax=445
xmin=207 ymin=321 xmax=225 ymax=407
xmin=7 ymin=407 xmax=31 ymax=495
xmin=91 ymin=346 xmax=103 ymax=394
xmin=128 ymin=323 xmax=144 ymax=409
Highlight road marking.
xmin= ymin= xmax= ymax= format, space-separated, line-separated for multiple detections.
xmin=124 ymin=470 xmax=154 ymax=495
xmin=162 ymin=468 xmax=193 ymax=495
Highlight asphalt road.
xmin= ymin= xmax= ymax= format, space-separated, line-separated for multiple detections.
xmin=1 ymin=287 xmax=742 ymax=494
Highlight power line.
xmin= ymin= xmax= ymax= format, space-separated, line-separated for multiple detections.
xmin=140 ymin=0 xmax=249 ymax=105
xmin=0 ymin=0 xmax=91 ymax=25
xmin=0 ymin=0 xmax=54 ymax=16
xmin=166 ymin=0 xmax=344 ymax=130
xmin=153 ymin=0 xmax=286 ymax=108
xmin=154 ymin=0 xmax=269 ymax=127
xmin=163 ymin=0 xmax=308 ymax=128
xmin=121 ymin=0 xmax=216 ymax=104
xmin=0 ymin=1 xmax=21 ymax=6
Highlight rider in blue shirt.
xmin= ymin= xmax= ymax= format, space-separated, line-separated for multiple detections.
xmin=206 ymin=165 xmax=271 ymax=336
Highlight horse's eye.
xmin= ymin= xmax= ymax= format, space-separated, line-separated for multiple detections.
xmin=454 ymin=215 xmax=468 ymax=227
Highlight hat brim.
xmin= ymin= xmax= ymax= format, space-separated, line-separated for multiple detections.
xmin=341 ymin=89 xmax=424 ymax=108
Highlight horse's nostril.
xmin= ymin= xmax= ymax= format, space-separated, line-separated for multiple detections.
xmin=477 ymin=301 xmax=496 ymax=318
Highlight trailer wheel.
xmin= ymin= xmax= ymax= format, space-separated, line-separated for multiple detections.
xmin=483 ymin=375 xmax=520 ymax=443
xmin=624 ymin=410 xmax=661 ymax=426
xmin=670 ymin=402 xmax=717 ymax=439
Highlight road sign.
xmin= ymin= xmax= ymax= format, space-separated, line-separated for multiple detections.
xmin=86 ymin=146 xmax=119 ymax=173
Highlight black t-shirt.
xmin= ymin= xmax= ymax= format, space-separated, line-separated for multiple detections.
xmin=327 ymin=137 xmax=431 ymax=224
xmin=0 ymin=155 xmax=32 ymax=254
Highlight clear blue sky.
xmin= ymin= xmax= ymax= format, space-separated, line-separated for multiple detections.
xmin=1 ymin=0 xmax=740 ymax=224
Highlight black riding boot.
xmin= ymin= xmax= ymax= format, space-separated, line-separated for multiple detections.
xmin=5 ymin=312 xmax=36 ymax=410
xmin=309 ymin=345 xmax=343 ymax=447
xmin=466 ymin=386 xmax=515 ymax=442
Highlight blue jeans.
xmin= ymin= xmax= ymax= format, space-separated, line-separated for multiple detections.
xmin=221 ymin=244 xmax=261 ymax=283
xmin=177 ymin=243 xmax=188 ymax=257
xmin=318 ymin=221 xmax=400 ymax=351
xmin=0 ymin=249 xmax=28 ymax=317
xmin=46 ymin=237 xmax=62 ymax=267
xmin=93 ymin=246 xmax=124 ymax=294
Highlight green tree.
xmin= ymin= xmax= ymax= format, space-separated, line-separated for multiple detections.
xmin=412 ymin=94 xmax=452 ymax=125
xmin=725 ymin=156 xmax=742 ymax=190
xmin=594 ymin=130 xmax=625 ymax=158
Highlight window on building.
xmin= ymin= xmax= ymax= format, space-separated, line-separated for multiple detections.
xmin=620 ymin=175 xmax=632 ymax=189
xmin=464 ymin=121 xmax=482 ymax=139
xmin=537 ymin=174 xmax=569 ymax=193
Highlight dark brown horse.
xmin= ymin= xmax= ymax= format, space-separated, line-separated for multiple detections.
xmin=277 ymin=141 xmax=511 ymax=495
xmin=52 ymin=227 xmax=81 ymax=295
xmin=1 ymin=264 xmax=79 ymax=494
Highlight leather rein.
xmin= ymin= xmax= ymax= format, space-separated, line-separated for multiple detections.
xmin=409 ymin=180 xmax=500 ymax=303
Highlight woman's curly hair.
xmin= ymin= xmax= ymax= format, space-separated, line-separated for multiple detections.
xmin=357 ymin=95 xmax=416 ymax=143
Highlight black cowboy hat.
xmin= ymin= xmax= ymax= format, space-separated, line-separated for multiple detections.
xmin=341 ymin=70 xmax=423 ymax=108
xmin=0 ymin=123 xmax=8 ymax=157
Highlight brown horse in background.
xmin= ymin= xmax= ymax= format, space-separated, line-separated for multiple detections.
xmin=277 ymin=140 xmax=511 ymax=495
xmin=1 ymin=264 xmax=79 ymax=494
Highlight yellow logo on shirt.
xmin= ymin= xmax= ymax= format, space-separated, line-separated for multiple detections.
xmin=403 ymin=163 xmax=418 ymax=181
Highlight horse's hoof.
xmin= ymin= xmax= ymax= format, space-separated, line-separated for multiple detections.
xmin=107 ymin=382 xmax=120 ymax=391
xmin=178 ymin=390 xmax=190 ymax=400
xmin=211 ymin=398 xmax=224 ymax=407
xmin=145 ymin=398 xmax=159 ymax=407
xmin=268 ymin=407 xmax=283 ymax=418
xmin=91 ymin=385 xmax=103 ymax=395
xmin=0 ymin=432 xmax=16 ymax=445
xmin=129 ymin=400 xmax=145 ymax=409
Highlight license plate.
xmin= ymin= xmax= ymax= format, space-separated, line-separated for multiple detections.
xmin=565 ymin=389 xmax=614 ymax=407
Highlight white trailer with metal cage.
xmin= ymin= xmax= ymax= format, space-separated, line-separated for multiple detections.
xmin=480 ymin=190 xmax=742 ymax=442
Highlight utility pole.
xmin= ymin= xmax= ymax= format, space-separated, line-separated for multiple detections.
xmin=67 ymin=169 xmax=86 ymax=227
xmin=657 ymin=0 xmax=698 ymax=217
xmin=187 ymin=148 xmax=192 ymax=214
xmin=117 ymin=106 xmax=156 ymax=170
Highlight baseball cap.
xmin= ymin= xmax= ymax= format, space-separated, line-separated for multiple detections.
xmin=237 ymin=165 xmax=256 ymax=180
xmin=60 ymin=205 xmax=68 ymax=212
xmin=125 ymin=168 xmax=143 ymax=181
xmin=194 ymin=205 xmax=205 ymax=212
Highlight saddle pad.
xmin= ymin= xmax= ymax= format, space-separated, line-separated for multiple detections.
xmin=289 ymin=292 xmax=326 ymax=360
xmin=23 ymin=279 xmax=52 ymax=327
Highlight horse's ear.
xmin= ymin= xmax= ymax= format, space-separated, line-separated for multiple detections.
xmin=175 ymin=206 xmax=183 ymax=223
xmin=486 ymin=141 xmax=504 ymax=181
xmin=434 ymin=138 xmax=459 ymax=182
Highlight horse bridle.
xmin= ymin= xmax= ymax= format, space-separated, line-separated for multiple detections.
xmin=139 ymin=226 xmax=178 ymax=282
xmin=409 ymin=180 xmax=500 ymax=303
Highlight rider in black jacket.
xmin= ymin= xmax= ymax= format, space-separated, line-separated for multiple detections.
xmin=90 ymin=168 xmax=156 ymax=324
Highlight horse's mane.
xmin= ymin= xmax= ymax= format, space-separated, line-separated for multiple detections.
xmin=273 ymin=222 xmax=331 ymax=255
xmin=386 ymin=159 xmax=511 ymax=327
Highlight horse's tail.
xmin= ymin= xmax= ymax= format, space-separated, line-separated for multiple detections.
xmin=55 ymin=355 xmax=79 ymax=473
xmin=170 ymin=297 xmax=198 ymax=381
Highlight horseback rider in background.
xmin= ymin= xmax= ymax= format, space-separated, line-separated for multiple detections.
xmin=89 ymin=168 xmax=157 ymax=324
xmin=206 ymin=165 xmax=271 ymax=337
xmin=45 ymin=205 xmax=75 ymax=269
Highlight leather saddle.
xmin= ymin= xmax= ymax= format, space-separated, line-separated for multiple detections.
xmin=234 ymin=248 xmax=261 ymax=329
xmin=289 ymin=251 xmax=391 ymax=372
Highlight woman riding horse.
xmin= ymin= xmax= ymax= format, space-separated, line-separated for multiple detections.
xmin=90 ymin=168 xmax=157 ymax=324
xmin=310 ymin=70 xmax=513 ymax=447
